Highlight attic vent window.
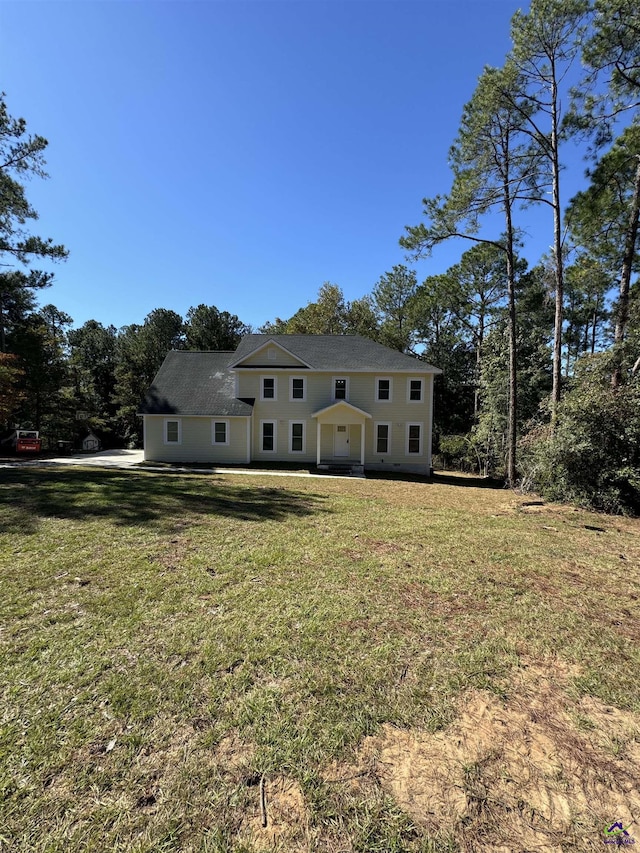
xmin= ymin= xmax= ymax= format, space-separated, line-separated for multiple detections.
xmin=268 ymin=348 xmax=277 ymax=360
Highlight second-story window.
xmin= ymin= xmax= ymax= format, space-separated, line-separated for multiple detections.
xmin=376 ymin=378 xmax=392 ymax=401
xmin=261 ymin=376 xmax=276 ymax=400
xmin=290 ymin=377 xmax=305 ymax=401
xmin=409 ymin=379 xmax=423 ymax=401
xmin=333 ymin=378 xmax=347 ymax=400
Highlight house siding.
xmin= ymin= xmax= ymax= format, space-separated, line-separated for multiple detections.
xmin=143 ymin=416 xmax=250 ymax=464
xmin=238 ymin=370 xmax=433 ymax=470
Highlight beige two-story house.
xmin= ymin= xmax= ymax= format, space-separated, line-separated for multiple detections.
xmin=140 ymin=335 xmax=441 ymax=474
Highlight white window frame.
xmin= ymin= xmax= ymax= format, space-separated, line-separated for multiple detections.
xmin=260 ymin=375 xmax=277 ymax=402
xmin=375 ymin=376 xmax=393 ymax=403
xmin=211 ymin=419 xmax=230 ymax=446
xmin=289 ymin=376 xmax=306 ymax=402
xmin=289 ymin=420 xmax=306 ymax=454
xmin=163 ymin=418 xmax=182 ymax=445
xmin=260 ymin=419 xmax=277 ymax=453
xmin=407 ymin=377 xmax=424 ymax=403
xmin=375 ymin=422 xmax=391 ymax=455
xmin=406 ymin=422 xmax=424 ymax=456
xmin=332 ymin=376 xmax=349 ymax=402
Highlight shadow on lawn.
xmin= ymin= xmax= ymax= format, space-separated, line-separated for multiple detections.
xmin=431 ymin=472 xmax=505 ymax=489
xmin=0 ymin=468 xmax=330 ymax=533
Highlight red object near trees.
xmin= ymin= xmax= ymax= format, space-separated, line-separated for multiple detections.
xmin=15 ymin=430 xmax=41 ymax=454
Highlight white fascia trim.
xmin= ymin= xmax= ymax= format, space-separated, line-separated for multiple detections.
xmin=311 ymin=400 xmax=372 ymax=419
xmin=231 ymin=366 xmax=442 ymax=374
xmin=148 ymin=414 xmax=249 ymax=418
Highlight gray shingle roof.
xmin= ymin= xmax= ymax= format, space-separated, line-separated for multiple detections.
xmin=140 ymin=351 xmax=254 ymax=416
xmin=141 ymin=336 xmax=441 ymax=417
xmin=231 ymin=335 xmax=442 ymax=372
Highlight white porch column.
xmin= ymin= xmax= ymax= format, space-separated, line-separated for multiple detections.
xmin=316 ymin=420 xmax=321 ymax=467
xmin=360 ymin=421 xmax=365 ymax=466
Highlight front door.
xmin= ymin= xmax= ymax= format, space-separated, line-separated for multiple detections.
xmin=334 ymin=424 xmax=350 ymax=457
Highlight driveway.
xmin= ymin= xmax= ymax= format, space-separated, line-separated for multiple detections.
xmin=0 ymin=449 xmax=145 ymax=469
xmin=0 ymin=449 xmax=348 ymax=478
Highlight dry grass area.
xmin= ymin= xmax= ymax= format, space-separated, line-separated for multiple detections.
xmin=331 ymin=659 xmax=640 ymax=851
xmin=1 ymin=466 xmax=639 ymax=852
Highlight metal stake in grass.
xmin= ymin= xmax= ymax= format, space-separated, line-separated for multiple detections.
xmin=259 ymin=775 xmax=267 ymax=828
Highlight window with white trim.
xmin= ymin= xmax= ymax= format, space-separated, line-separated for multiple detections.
xmin=164 ymin=418 xmax=181 ymax=445
xmin=289 ymin=421 xmax=305 ymax=453
xmin=376 ymin=377 xmax=392 ymax=402
xmin=261 ymin=420 xmax=277 ymax=452
xmin=332 ymin=377 xmax=349 ymax=401
xmin=261 ymin=376 xmax=277 ymax=401
xmin=212 ymin=420 xmax=229 ymax=445
xmin=375 ymin=422 xmax=391 ymax=454
xmin=406 ymin=422 xmax=423 ymax=455
xmin=408 ymin=378 xmax=423 ymax=402
xmin=289 ymin=376 xmax=306 ymax=401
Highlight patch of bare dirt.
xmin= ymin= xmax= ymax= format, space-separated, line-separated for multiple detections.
xmin=239 ymin=775 xmax=310 ymax=852
xmin=150 ymin=534 xmax=193 ymax=571
xmin=215 ymin=730 xmax=255 ymax=780
xmin=328 ymin=658 xmax=640 ymax=851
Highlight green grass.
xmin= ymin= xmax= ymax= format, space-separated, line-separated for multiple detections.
xmin=1 ymin=467 xmax=639 ymax=851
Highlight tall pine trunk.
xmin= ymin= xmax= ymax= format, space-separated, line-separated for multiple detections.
xmin=550 ymin=67 xmax=564 ymax=424
xmin=503 ymin=155 xmax=518 ymax=487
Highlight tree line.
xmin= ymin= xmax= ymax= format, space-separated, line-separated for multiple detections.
xmin=1 ymin=0 xmax=639 ymax=512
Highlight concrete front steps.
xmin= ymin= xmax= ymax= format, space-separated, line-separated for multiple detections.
xmin=316 ymin=463 xmax=365 ymax=478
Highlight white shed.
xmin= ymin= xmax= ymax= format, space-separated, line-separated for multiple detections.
xmin=82 ymin=432 xmax=101 ymax=452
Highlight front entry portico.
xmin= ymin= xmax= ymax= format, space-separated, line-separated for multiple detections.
xmin=311 ymin=401 xmax=372 ymax=467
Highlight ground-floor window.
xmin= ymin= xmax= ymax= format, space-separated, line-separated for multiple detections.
xmin=212 ymin=420 xmax=229 ymax=445
xmin=289 ymin=421 xmax=305 ymax=453
xmin=406 ymin=422 xmax=423 ymax=454
xmin=375 ymin=422 xmax=391 ymax=454
xmin=164 ymin=419 xmax=181 ymax=444
xmin=261 ymin=420 xmax=276 ymax=452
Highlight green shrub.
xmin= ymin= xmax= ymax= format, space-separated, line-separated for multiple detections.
xmin=519 ymin=359 xmax=640 ymax=514
xmin=438 ymin=434 xmax=475 ymax=471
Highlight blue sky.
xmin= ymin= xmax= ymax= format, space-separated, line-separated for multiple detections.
xmin=2 ymin=0 xmax=584 ymax=332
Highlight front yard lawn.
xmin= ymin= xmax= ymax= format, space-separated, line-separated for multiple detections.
xmin=1 ymin=468 xmax=639 ymax=851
